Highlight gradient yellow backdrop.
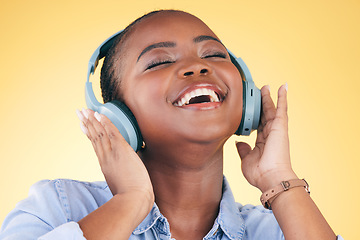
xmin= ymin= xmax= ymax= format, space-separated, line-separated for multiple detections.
xmin=1 ymin=0 xmax=359 ymax=239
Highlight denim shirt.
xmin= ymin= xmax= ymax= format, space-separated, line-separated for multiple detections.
xmin=0 ymin=178 xmax=343 ymax=240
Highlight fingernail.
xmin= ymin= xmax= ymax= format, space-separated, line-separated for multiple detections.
xmin=94 ymin=112 xmax=101 ymax=122
xmin=285 ymin=83 xmax=288 ymax=92
xmin=76 ymin=109 xmax=84 ymax=122
xmin=82 ymin=108 xmax=89 ymax=119
xmin=266 ymin=85 xmax=270 ymax=92
xmin=80 ymin=122 xmax=87 ymax=135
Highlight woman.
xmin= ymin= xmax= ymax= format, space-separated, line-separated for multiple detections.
xmin=0 ymin=9 xmax=341 ymax=240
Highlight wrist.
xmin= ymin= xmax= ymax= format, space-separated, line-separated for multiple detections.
xmin=115 ymin=189 xmax=155 ymax=211
xmin=260 ymin=178 xmax=310 ymax=209
xmin=257 ymin=170 xmax=298 ymax=193
xmin=79 ymin=191 xmax=154 ymax=239
xmin=112 ymin=191 xmax=154 ymax=226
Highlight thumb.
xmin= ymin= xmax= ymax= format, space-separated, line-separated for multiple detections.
xmin=235 ymin=141 xmax=252 ymax=160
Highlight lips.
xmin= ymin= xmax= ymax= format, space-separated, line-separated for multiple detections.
xmin=172 ymin=84 xmax=226 ymax=107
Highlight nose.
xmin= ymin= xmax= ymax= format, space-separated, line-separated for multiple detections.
xmin=177 ymin=58 xmax=212 ymax=78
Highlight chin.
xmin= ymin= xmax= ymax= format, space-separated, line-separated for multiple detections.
xmin=181 ymin=123 xmax=236 ymax=144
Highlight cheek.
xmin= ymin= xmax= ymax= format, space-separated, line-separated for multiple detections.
xmin=131 ymin=72 xmax=170 ymax=106
xmin=217 ymin=63 xmax=244 ymax=127
xmin=216 ymin=62 xmax=244 ymax=100
xmin=124 ymin=72 xmax=171 ymax=133
xmin=222 ymin=62 xmax=243 ymax=85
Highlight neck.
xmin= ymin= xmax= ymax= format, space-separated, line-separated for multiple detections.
xmin=139 ymin=141 xmax=225 ymax=239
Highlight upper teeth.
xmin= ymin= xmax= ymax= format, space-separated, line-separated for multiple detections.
xmin=174 ymin=88 xmax=220 ymax=106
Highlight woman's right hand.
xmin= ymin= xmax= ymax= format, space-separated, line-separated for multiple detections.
xmin=76 ymin=109 xmax=154 ymax=239
xmin=76 ymin=108 xmax=154 ymax=204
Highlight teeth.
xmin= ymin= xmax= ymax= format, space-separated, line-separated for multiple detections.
xmin=180 ymin=97 xmax=186 ymax=106
xmin=174 ymin=88 xmax=221 ymax=107
xmin=209 ymin=90 xmax=220 ymax=101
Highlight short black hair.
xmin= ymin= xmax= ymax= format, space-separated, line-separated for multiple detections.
xmin=100 ymin=9 xmax=184 ymax=103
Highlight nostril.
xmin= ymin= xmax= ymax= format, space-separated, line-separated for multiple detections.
xmin=184 ymin=71 xmax=194 ymax=76
xmin=200 ymin=68 xmax=208 ymax=74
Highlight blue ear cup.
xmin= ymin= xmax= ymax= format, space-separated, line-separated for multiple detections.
xmin=228 ymin=52 xmax=262 ymax=135
xmin=86 ymin=31 xmax=143 ymax=152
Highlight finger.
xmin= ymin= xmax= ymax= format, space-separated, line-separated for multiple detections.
xmin=79 ymin=121 xmax=88 ymax=135
xmin=235 ymin=141 xmax=252 ymax=160
xmin=93 ymin=112 xmax=113 ymax=153
xmin=87 ymin=110 xmax=110 ymax=149
xmin=76 ymin=109 xmax=86 ymax=123
xmin=82 ymin=109 xmax=106 ymax=159
xmin=97 ymin=113 xmax=120 ymax=141
xmin=275 ymin=83 xmax=288 ymax=122
xmin=76 ymin=109 xmax=91 ymax=138
xmin=76 ymin=109 xmax=88 ymax=135
xmin=99 ymin=113 xmax=133 ymax=152
xmin=260 ymin=85 xmax=276 ymax=127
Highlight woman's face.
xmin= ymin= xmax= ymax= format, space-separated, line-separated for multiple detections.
xmin=118 ymin=12 xmax=243 ymax=148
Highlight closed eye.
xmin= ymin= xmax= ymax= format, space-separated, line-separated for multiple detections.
xmin=145 ymin=59 xmax=174 ymax=70
xmin=202 ymin=52 xmax=227 ymax=59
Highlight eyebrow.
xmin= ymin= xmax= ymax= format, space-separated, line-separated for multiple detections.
xmin=137 ymin=35 xmax=224 ymax=62
xmin=193 ymin=35 xmax=223 ymax=46
xmin=137 ymin=42 xmax=176 ymax=62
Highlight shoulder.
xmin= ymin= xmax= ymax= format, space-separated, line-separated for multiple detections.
xmin=0 ymin=179 xmax=111 ymax=239
xmin=238 ymin=203 xmax=273 ymax=218
xmin=237 ymin=203 xmax=284 ymax=239
xmin=14 ymin=179 xmax=112 ymax=223
xmin=31 ymin=178 xmax=109 ymax=190
xmin=37 ymin=178 xmax=111 ymax=198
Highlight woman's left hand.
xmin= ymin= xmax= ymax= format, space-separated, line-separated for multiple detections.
xmin=236 ymin=84 xmax=298 ymax=193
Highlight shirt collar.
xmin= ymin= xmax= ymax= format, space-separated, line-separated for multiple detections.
xmin=133 ymin=202 xmax=170 ymax=236
xmin=133 ymin=176 xmax=245 ymax=240
xmin=215 ymin=177 xmax=245 ymax=239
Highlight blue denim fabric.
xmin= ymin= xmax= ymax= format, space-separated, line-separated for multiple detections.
xmin=0 ymin=178 xmax=343 ymax=240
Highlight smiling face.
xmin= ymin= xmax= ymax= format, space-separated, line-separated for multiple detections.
xmin=116 ymin=11 xmax=243 ymax=149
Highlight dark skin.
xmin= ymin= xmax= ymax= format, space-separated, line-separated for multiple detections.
xmin=77 ymin=11 xmax=336 ymax=240
xmin=117 ymin=13 xmax=242 ymax=238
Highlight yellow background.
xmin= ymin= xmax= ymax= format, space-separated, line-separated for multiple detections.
xmin=1 ymin=0 xmax=359 ymax=239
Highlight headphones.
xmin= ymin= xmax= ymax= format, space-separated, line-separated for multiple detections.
xmin=86 ymin=30 xmax=261 ymax=152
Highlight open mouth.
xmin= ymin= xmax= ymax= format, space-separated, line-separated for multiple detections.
xmin=173 ymin=87 xmax=225 ymax=107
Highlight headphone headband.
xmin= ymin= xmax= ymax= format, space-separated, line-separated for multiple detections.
xmin=86 ymin=31 xmax=124 ymax=111
xmin=87 ymin=31 xmax=124 ymax=82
